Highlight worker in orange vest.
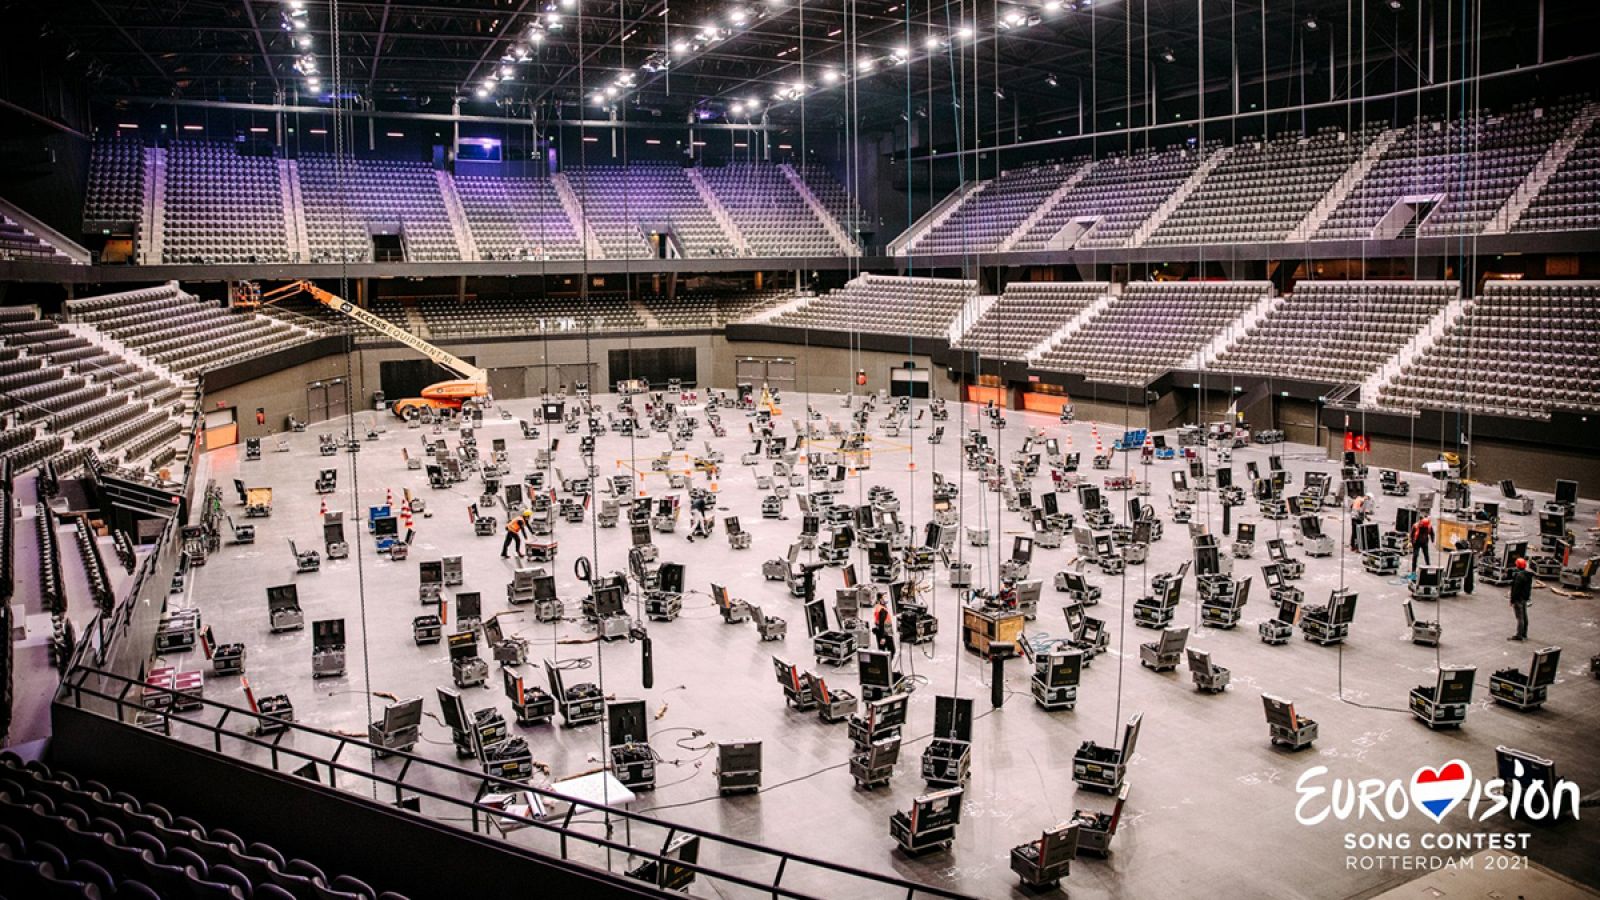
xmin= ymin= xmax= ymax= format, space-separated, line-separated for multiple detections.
xmin=501 ymin=510 xmax=529 ymax=558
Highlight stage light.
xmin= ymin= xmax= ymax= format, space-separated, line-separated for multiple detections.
xmin=1304 ymin=16 xmax=1319 ymax=30
xmin=822 ymin=69 xmax=839 ymax=83
xmin=732 ymin=102 xmax=745 ymax=114
xmin=478 ymin=88 xmax=491 ymax=98
xmin=957 ymin=25 xmax=973 ymax=40
xmin=924 ymin=36 xmax=940 ymax=49
xmin=674 ymin=41 xmax=689 ymax=54
xmin=729 ymin=8 xmax=747 ymax=24
xmin=1161 ymin=48 xmax=1176 ymax=63
xmin=746 ymin=98 xmax=760 ymax=110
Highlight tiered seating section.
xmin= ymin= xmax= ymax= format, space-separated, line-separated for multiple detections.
xmin=299 ymin=154 xmax=460 ymax=262
xmin=1148 ymin=128 xmax=1372 ymax=245
xmin=1316 ymin=104 xmax=1576 ymax=240
xmin=1210 ymin=281 xmax=1458 ymax=383
xmin=454 ymin=175 xmax=585 ymax=261
xmin=67 ymin=283 xmax=316 ymax=378
xmin=566 ymin=164 xmax=730 ymax=259
xmin=0 ymin=752 xmax=412 ymax=900
xmin=379 ymin=297 xmax=646 ymax=340
xmin=1034 ymin=282 xmax=1270 ymax=384
xmin=58 ymin=100 xmax=1600 ymax=270
xmin=909 ymin=164 xmax=1068 ymax=255
xmin=0 ymin=306 xmax=184 ymax=473
xmin=953 ymin=282 xmax=1106 ymax=360
xmin=161 ymin=141 xmax=289 ymax=264
xmin=766 ymin=275 xmax=974 ymax=338
xmin=1376 ymin=281 xmax=1600 ymax=417
xmin=642 ymin=291 xmax=793 ymax=329
xmin=1514 ymin=118 xmax=1600 ymax=233
xmin=0 ymin=214 xmax=73 ymax=263
xmin=83 ymin=138 xmax=145 ymax=227
xmin=1009 ymin=148 xmax=1201 ymax=251
xmin=699 ymin=164 xmax=839 ymax=255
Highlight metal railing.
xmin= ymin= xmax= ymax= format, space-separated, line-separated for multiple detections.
xmin=56 ymin=663 xmax=976 ymax=900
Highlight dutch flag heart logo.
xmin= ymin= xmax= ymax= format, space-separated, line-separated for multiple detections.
xmin=1410 ymin=760 xmax=1473 ymax=823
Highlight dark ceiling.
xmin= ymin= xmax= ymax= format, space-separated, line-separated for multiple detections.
xmin=22 ymin=0 xmax=1600 ymax=140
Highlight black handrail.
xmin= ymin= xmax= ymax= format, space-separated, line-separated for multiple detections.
xmin=57 ymin=662 xmax=976 ymax=900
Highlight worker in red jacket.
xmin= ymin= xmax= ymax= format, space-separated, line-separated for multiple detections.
xmin=1409 ymin=516 xmax=1434 ymax=571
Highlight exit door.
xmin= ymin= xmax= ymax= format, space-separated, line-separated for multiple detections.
xmin=306 ymin=378 xmax=349 ymax=424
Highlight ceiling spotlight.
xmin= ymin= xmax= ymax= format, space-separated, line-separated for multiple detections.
xmin=1388 ymin=0 xmax=1402 ymax=8
xmin=547 ymin=12 xmax=561 ymax=25
xmin=746 ymin=98 xmax=760 ymax=110
xmin=673 ymin=41 xmax=689 ymax=54
xmin=501 ymin=64 xmax=515 ymax=77
xmin=477 ymin=88 xmax=490 ymax=98
xmin=288 ymin=0 xmax=305 ymax=9
xmin=924 ymin=36 xmax=940 ymax=50
xmin=1004 ymin=11 xmax=1024 ymax=26
xmin=593 ymin=92 xmax=606 ymax=105
xmin=957 ymin=25 xmax=973 ymax=40
xmin=1161 ymin=48 xmax=1176 ymax=63
xmin=605 ymin=86 xmax=617 ymax=97
xmin=822 ymin=69 xmax=840 ymax=83
xmin=561 ymin=0 xmax=576 ymax=6
xmin=1304 ymin=16 xmax=1319 ymax=30
xmin=893 ymin=46 xmax=908 ymax=58
xmin=858 ymin=57 xmax=875 ymax=72
xmin=1044 ymin=0 xmax=1062 ymax=10
xmin=1046 ymin=74 xmax=1058 ymax=87
xmin=729 ymin=8 xmax=747 ymax=24
xmin=531 ymin=30 xmax=545 ymax=43
xmin=732 ymin=102 xmax=745 ymax=114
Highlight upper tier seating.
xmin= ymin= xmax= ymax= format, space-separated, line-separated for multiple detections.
xmin=454 ymin=175 xmax=586 ymax=261
xmin=299 ymin=155 xmax=461 ymax=263
xmin=766 ymin=275 xmax=975 ymax=339
xmin=795 ymin=164 xmax=868 ymax=246
xmin=0 ymin=751 xmax=413 ymax=900
xmin=910 ymin=164 xmax=1072 ymax=255
xmin=566 ymin=163 xmax=729 ymax=259
xmin=953 ymin=282 xmax=1107 ymax=360
xmin=699 ymin=164 xmax=839 ymax=256
xmin=83 ymin=138 xmax=145 ymax=227
xmin=1210 ymin=280 xmax=1458 ymax=383
xmin=1148 ymin=127 xmax=1374 ymax=246
xmin=161 ymin=141 xmax=290 ymax=265
xmin=1317 ymin=102 xmax=1576 ymax=240
xmin=1514 ymin=117 xmax=1600 ymax=234
xmin=1010 ymin=148 xmax=1203 ymax=251
xmin=1376 ymin=280 xmax=1600 ymax=417
xmin=1035 ymin=281 xmax=1270 ymax=384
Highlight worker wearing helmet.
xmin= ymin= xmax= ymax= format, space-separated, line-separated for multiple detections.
xmin=501 ymin=510 xmax=529 ymax=558
xmin=1508 ymin=558 xmax=1532 ymax=641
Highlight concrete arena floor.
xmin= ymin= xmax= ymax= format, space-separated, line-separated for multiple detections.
xmin=173 ymin=391 xmax=1600 ymax=899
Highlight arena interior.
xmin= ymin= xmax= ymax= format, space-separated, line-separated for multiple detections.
xmin=1 ymin=0 xmax=1599 ymax=898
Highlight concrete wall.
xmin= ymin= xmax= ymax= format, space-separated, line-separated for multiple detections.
xmin=207 ymin=335 xmax=950 ymax=442
xmin=1329 ymin=430 xmax=1600 ymax=501
xmin=203 ymin=353 xmax=359 ymax=442
xmin=712 ymin=338 xmax=958 ymax=400
xmin=353 ymin=334 xmax=718 ymax=402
